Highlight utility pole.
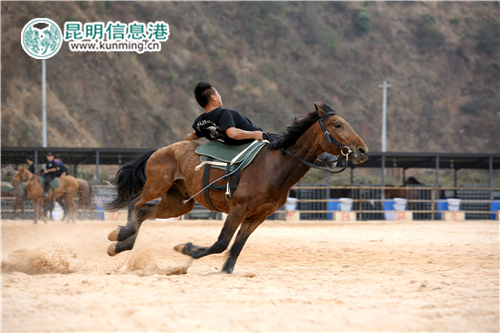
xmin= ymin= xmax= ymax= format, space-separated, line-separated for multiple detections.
xmin=42 ymin=59 xmax=47 ymax=147
xmin=379 ymin=80 xmax=391 ymax=152
xmin=379 ymin=80 xmax=391 ymax=188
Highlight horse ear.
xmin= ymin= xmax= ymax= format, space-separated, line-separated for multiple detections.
xmin=314 ymin=103 xmax=327 ymax=117
xmin=314 ymin=102 xmax=336 ymax=117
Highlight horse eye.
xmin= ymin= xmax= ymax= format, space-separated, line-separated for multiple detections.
xmin=334 ymin=124 xmax=342 ymax=129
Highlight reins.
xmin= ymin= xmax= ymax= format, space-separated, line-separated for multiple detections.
xmin=281 ymin=111 xmax=352 ymax=174
xmin=19 ymin=169 xmax=36 ymax=184
xmin=281 ymin=146 xmax=350 ymax=174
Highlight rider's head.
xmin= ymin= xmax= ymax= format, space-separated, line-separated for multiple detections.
xmin=26 ymin=156 xmax=34 ymax=164
xmin=46 ymin=152 xmax=54 ymax=161
xmin=194 ymin=81 xmax=222 ymax=109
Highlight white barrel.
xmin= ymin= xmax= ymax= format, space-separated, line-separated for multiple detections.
xmin=286 ymin=197 xmax=298 ymax=211
xmin=447 ymin=198 xmax=461 ymax=211
xmin=394 ymin=198 xmax=407 ymax=211
xmin=339 ymin=197 xmax=353 ymax=212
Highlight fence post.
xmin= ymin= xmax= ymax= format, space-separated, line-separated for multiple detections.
xmin=489 ymin=156 xmax=493 ymax=201
xmin=431 ymin=185 xmax=436 ymax=221
xmin=435 ymin=155 xmax=440 ymax=200
xmin=34 ymin=149 xmax=38 ymax=171
xmin=381 ymin=154 xmax=386 ymax=187
xmin=95 ymin=150 xmax=100 ymax=184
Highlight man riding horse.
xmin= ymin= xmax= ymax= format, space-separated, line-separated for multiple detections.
xmin=185 ymin=81 xmax=338 ymax=167
xmin=26 ymin=156 xmax=36 ymax=174
xmin=41 ymin=152 xmax=60 ymax=197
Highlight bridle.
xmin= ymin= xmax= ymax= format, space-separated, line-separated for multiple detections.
xmin=17 ymin=169 xmax=36 ymax=184
xmin=281 ymin=111 xmax=352 ymax=174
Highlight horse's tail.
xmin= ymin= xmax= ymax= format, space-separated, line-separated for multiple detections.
xmin=78 ymin=179 xmax=93 ymax=210
xmin=101 ymin=149 xmax=157 ymax=211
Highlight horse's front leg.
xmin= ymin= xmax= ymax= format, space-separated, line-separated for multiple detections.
xmin=31 ymin=199 xmax=39 ymax=224
xmin=174 ymin=208 xmax=246 ymax=260
xmin=221 ymin=216 xmax=266 ymax=274
xmin=33 ymin=199 xmax=47 ymax=224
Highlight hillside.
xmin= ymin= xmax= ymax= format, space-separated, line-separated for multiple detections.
xmin=1 ymin=1 xmax=499 ymax=153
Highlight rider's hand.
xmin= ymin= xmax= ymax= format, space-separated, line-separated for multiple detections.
xmin=255 ymin=131 xmax=264 ymax=141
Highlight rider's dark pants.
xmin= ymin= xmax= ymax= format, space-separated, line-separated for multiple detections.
xmin=43 ymin=173 xmax=56 ymax=194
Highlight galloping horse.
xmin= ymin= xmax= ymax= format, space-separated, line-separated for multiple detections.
xmin=103 ymin=103 xmax=368 ymax=273
xmin=12 ymin=167 xmax=80 ymax=223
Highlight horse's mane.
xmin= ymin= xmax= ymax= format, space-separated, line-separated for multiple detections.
xmin=270 ymin=103 xmax=333 ymax=150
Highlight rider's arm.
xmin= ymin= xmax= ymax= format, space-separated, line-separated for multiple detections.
xmin=225 ymin=127 xmax=263 ymax=141
xmin=44 ymin=167 xmax=57 ymax=173
xmin=185 ymin=130 xmax=201 ymax=141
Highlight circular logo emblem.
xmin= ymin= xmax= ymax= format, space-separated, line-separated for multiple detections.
xmin=21 ymin=18 xmax=62 ymax=59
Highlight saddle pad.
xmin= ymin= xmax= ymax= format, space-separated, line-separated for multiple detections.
xmin=38 ymin=177 xmax=60 ymax=189
xmin=195 ymin=140 xmax=267 ymax=171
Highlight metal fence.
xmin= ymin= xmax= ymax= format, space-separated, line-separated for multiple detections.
xmin=2 ymin=184 xmax=499 ymax=221
xmin=292 ymin=184 xmax=500 ymax=221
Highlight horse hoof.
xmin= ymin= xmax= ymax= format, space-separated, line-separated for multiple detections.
xmin=107 ymin=243 xmax=118 ymax=256
xmin=108 ymin=228 xmax=120 ymax=241
xmin=173 ymin=243 xmax=186 ymax=253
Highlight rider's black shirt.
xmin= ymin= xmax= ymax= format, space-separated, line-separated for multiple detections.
xmin=58 ymin=163 xmax=68 ymax=177
xmin=192 ymin=108 xmax=262 ymax=145
xmin=28 ymin=164 xmax=36 ymax=174
xmin=43 ymin=160 xmax=60 ymax=177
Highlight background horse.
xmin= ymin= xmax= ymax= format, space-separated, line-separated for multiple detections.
xmin=3 ymin=165 xmax=28 ymax=219
xmin=76 ymin=178 xmax=93 ymax=214
xmin=47 ymin=178 xmax=93 ymax=221
xmin=102 ymin=103 xmax=368 ymax=274
xmin=12 ymin=167 xmax=80 ymax=223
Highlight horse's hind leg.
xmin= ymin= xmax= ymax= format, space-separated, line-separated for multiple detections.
xmin=108 ymin=185 xmax=195 ymax=256
xmin=108 ymin=177 xmax=175 ymax=243
xmin=67 ymin=197 xmax=77 ymax=223
xmin=221 ymin=216 xmax=266 ymax=274
xmin=174 ymin=208 xmax=247 ymax=260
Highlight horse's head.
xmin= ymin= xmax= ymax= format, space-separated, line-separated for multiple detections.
xmin=314 ymin=103 xmax=368 ymax=164
xmin=12 ymin=166 xmax=29 ymax=186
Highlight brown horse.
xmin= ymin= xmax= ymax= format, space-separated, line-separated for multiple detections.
xmin=385 ymin=177 xmax=431 ymax=200
xmin=76 ymin=178 xmax=93 ymax=212
xmin=53 ymin=178 xmax=93 ymax=221
xmin=3 ymin=166 xmax=28 ymax=219
xmin=12 ymin=167 xmax=80 ymax=223
xmin=102 ymin=103 xmax=368 ymax=273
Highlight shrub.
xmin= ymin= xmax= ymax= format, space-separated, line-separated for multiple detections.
xmin=417 ymin=22 xmax=443 ymax=52
xmin=354 ymin=7 xmax=371 ymax=35
xmin=474 ymin=20 xmax=500 ymax=55
xmin=450 ymin=16 xmax=462 ymax=25
xmin=322 ymin=26 xmax=342 ymax=52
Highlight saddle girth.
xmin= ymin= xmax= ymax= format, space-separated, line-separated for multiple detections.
xmin=202 ymin=157 xmax=242 ymax=212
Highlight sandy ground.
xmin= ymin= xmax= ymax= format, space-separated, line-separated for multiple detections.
xmin=1 ymin=218 xmax=498 ymax=332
